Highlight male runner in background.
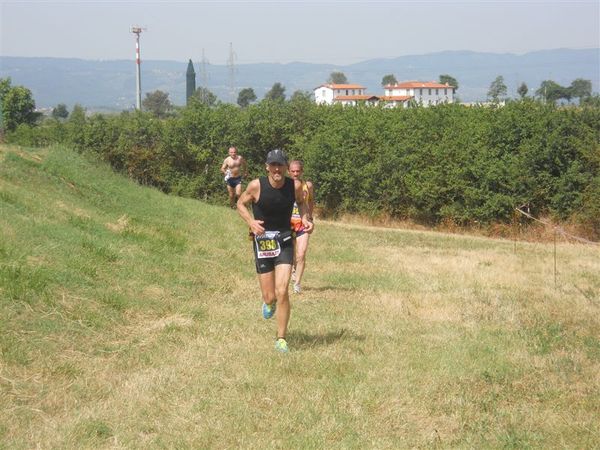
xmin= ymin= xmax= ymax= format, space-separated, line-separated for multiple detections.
xmin=289 ymin=160 xmax=315 ymax=294
xmin=237 ymin=149 xmax=314 ymax=353
xmin=221 ymin=146 xmax=248 ymax=208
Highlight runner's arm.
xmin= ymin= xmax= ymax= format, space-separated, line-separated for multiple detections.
xmin=220 ymin=158 xmax=228 ymax=175
xmin=306 ymin=180 xmax=315 ymax=220
xmin=295 ymin=180 xmax=314 ymax=233
xmin=237 ymin=179 xmax=265 ymax=235
xmin=241 ymin=156 xmax=248 ymax=178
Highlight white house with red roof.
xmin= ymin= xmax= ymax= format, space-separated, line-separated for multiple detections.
xmin=314 ymin=83 xmax=367 ymax=105
xmin=314 ymin=80 xmax=456 ymax=107
xmin=384 ymin=81 xmax=455 ymax=106
xmin=378 ymin=95 xmax=413 ymax=108
xmin=334 ymin=94 xmax=381 ymax=106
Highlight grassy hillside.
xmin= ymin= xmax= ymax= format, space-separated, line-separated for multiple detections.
xmin=1 ymin=144 xmax=599 ymax=448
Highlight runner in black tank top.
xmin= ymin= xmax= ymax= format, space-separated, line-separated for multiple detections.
xmin=252 ymin=176 xmax=295 ymax=233
xmin=236 ymin=149 xmax=314 ymax=354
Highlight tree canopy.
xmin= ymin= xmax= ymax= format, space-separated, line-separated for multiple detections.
xmin=581 ymin=94 xmax=600 ymax=107
xmin=517 ymin=82 xmax=528 ymax=99
xmin=439 ymin=74 xmax=459 ymax=90
xmin=51 ymin=104 xmax=69 ymax=120
xmin=142 ymin=90 xmax=172 ymax=118
xmin=0 ymin=77 xmax=11 ymax=100
xmin=569 ymin=78 xmax=592 ymax=102
xmin=0 ymin=78 xmax=39 ymax=131
xmin=381 ymin=74 xmax=397 ymax=87
xmin=533 ymin=78 xmax=592 ymax=105
xmin=192 ymin=87 xmax=218 ymax=106
xmin=487 ymin=76 xmax=507 ymax=102
xmin=535 ymin=80 xmax=567 ymax=104
xmin=264 ymin=82 xmax=286 ymax=101
xmin=4 ymin=87 xmax=600 ymax=236
xmin=328 ymin=72 xmax=348 ymax=84
xmin=290 ymin=90 xmax=313 ymax=102
xmin=67 ymin=105 xmax=86 ymax=132
xmin=237 ymin=88 xmax=257 ymax=107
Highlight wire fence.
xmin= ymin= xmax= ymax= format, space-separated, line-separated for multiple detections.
xmin=515 ymin=207 xmax=600 ymax=246
xmin=514 ymin=207 xmax=599 ymax=299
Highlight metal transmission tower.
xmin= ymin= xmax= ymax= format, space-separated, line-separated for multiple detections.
xmin=200 ymin=48 xmax=210 ymax=103
xmin=226 ymin=42 xmax=237 ymax=103
xmin=130 ymin=26 xmax=146 ymax=110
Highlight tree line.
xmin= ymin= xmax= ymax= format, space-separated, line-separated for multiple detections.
xmin=2 ymin=76 xmax=599 ymax=237
xmin=140 ymin=72 xmax=596 ymax=117
xmin=1 ymin=72 xmax=596 ymax=130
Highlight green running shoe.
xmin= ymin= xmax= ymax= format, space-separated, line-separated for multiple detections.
xmin=262 ymin=302 xmax=276 ymax=319
xmin=275 ymin=338 xmax=289 ymax=353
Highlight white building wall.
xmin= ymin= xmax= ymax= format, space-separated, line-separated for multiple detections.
xmin=314 ymin=87 xmax=334 ymax=105
xmin=314 ymin=86 xmax=366 ymax=105
xmin=388 ymin=85 xmax=454 ymax=106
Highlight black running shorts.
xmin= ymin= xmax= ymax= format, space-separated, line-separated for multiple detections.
xmin=253 ymin=238 xmax=294 ymax=274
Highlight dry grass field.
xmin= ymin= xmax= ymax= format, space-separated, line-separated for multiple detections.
xmin=1 ymin=145 xmax=599 ymax=449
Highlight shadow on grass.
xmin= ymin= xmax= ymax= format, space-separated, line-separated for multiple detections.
xmin=288 ymin=328 xmax=365 ymax=349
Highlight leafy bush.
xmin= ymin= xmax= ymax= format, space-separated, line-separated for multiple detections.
xmin=6 ymin=99 xmax=599 ymax=236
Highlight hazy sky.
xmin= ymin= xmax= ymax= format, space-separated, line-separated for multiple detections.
xmin=1 ymin=1 xmax=598 ymax=65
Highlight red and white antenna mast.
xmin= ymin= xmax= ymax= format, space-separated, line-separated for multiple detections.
xmin=131 ymin=26 xmax=146 ymax=110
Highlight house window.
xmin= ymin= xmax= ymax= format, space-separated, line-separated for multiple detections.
xmin=444 ymin=88 xmax=447 ymax=95
xmin=428 ymin=89 xmax=431 ymax=95
xmin=419 ymin=89 xmax=423 ymax=96
xmin=346 ymin=90 xmax=349 ymax=95
xmin=322 ymin=90 xmax=326 ymax=97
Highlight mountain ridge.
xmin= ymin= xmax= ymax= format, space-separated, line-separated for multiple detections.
xmin=1 ymin=48 xmax=598 ymax=110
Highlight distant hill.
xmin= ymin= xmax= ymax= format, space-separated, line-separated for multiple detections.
xmin=1 ymin=48 xmax=598 ymax=111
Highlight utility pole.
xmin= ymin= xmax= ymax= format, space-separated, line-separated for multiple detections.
xmin=227 ymin=42 xmax=236 ymax=104
xmin=131 ymin=26 xmax=145 ymax=110
xmin=0 ymin=100 xmax=4 ymax=142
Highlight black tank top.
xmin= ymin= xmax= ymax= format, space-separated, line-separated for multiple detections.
xmin=252 ymin=177 xmax=295 ymax=232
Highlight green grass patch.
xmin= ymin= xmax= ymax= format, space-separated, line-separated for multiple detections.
xmin=1 ymin=144 xmax=599 ymax=448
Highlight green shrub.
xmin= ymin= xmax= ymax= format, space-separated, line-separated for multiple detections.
xmin=6 ymin=99 xmax=599 ymax=235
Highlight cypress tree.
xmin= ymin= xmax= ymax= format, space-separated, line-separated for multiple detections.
xmin=186 ymin=59 xmax=196 ymax=105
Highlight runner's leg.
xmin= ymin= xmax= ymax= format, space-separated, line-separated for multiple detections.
xmin=234 ymin=182 xmax=243 ymax=205
xmin=294 ymin=233 xmax=310 ymax=288
xmin=274 ymin=263 xmax=293 ymax=338
xmin=257 ymin=271 xmax=276 ymax=305
xmin=227 ymin=185 xmax=235 ymax=208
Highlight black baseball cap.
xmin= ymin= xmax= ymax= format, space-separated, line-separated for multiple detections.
xmin=265 ymin=149 xmax=288 ymax=165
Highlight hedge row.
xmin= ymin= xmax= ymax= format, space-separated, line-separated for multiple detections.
xmin=7 ymin=97 xmax=600 ymax=235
